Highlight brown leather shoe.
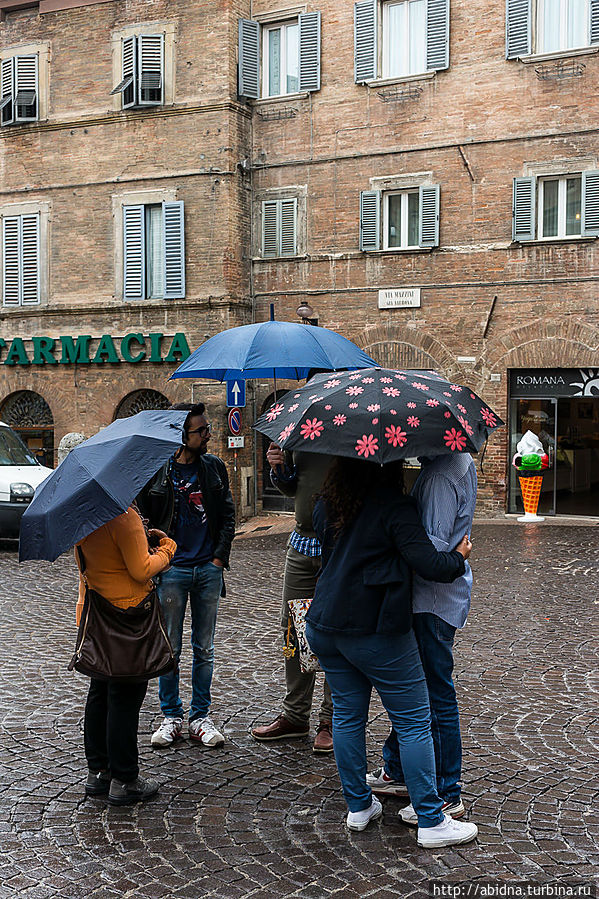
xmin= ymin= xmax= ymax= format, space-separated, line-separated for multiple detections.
xmin=251 ymin=715 xmax=309 ymax=742
xmin=313 ymin=721 xmax=334 ymax=753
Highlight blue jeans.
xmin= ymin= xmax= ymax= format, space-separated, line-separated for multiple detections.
xmin=383 ymin=612 xmax=462 ymax=803
xmin=306 ymin=623 xmax=444 ymax=827
xmin=156 ymin=562 xmax=223 ymax=723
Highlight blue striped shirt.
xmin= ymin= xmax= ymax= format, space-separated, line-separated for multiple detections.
xmin=411 ymin=454 xmax=477 ymax=629
xmin=289 ymin=529 xmax=321 ymax=557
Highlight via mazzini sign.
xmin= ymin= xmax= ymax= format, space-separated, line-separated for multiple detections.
xmin=378 ymin=288 xmax=421 ymax=309
xmin=0 ymin=332 xmax=191 ymax=367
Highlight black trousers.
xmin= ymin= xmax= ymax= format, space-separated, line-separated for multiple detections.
xmin=84 ymin=678 xmax=148 ymax=783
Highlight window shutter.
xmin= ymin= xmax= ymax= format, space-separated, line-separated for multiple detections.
xmin=419 ymin=185 xmax=440 ymax=247
xmin=512 ymin=176 xmax=536 ymax=241
xmin=0 ymin=57 xmax=14 ymax=127
xmin=238 ymin=19 xmax=261 ymax=99
xmin=360 ymin=190 xmax=381 ymax=251
xmin=2 ymin=216 xmax=20 ymax=306
xmin=14 ymin=55 xmax=38 ymax=122
xmin=20 ymin=214 xmax=40 ymax=305
xmin=262 ymin=201 xmax=279 ymax=257
xmin=590 ymin=0 xmax=599 ymax=44
xmin=299 ymin=12 xmax=321 ymax=92
xmin=354 ymin=0 xmax=377 ymax=83
xmin=123 ymin=205 xmax=145 ymax=300
xmin=426 ymin=0 xmax=450 ymax=71
xmin=280 ymin=199 xmax=297 ymax=256
xmin=506 ymin=0 xmax=531 ymax=58
xmin=111 ymin=35 xmax=137 ymax=108
xmin=162 ymin=201 xmax=185 ymax=298
xmin=138 ymin=34 xmax=164 ymax=106
xmin=582 ymin=171 xmax=599 ymax=237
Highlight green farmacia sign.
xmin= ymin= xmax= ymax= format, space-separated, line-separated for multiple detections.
xmin=0 ymin=333 xmax=191 ymax=366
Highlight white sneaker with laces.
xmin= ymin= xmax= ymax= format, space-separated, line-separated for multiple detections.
xmin=365 ymin=766 xmax=409 ymax=797
xmin=417 ymin=813 xmax=478 ymax=848
xmin=346 ymin=796 xmax=383 ymax=832
xmin=400 ymin=798 xmax=466 ymax=826
xmin=151 ymin=717 xmax=183 ymax=748
xmin=189 ymin=715 xmax=225 ymax=747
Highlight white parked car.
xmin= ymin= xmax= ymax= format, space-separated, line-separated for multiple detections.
xmin=0 ymin=421 xmax=53 ymax=538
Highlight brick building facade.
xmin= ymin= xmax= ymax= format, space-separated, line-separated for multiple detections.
xmin=1 ymin=0 xmax=598 ymax=517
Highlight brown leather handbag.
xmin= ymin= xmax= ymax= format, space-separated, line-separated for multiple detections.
xmin=68 ymin=548 xmax=176 ymax=682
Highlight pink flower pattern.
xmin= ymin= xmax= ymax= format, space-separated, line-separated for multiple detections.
xmin=443 ymin=392 xmax=452 ymax=397
xmin=349 ymin=373 xmax=362 ymax=380
xmin=444 ymin=428 xmax=467 ymax=451
xmin=356 ymin=434 xmax=378 ymax=458
xmin=457 ymin=404 xmax=467 ymax=414
xmin=382 ymin=386 xmax=400 ymax=397
xmin=450 ymin=385 xmax=462 ymax=392
xmin=372 ymin=417 xmax=379 ymax=425
xmin=278 ymin=423 xmax=295 ymax=442
xmin=426 ymin=398 xmax=440 ymax=407
xmin=390 ymin=409 xmax=397 ymax=415
xmin=266 ymin=403 xmax=284 ymax=422
xmin=395 ymin=374 xmax=407 ymax=380
xmin=367 ymin=404 xmax=380 ymax=412
xmin=481 ymin=407 xmax=497 ymax=427
xmin=300 ymin=418 xmax=324 ymax=441
xmin=346 ymin=385 xmax=364 ymax=396
xmin=333 ymin=414 xmax=347 ymax=426
xmin=361 ymin=377 xmax=375 ymax=384
xmin=287 ymin=403 xmax=299 ymax=413
xmin=407 ymin=416 xmax=420 ymax=428
xmin=349 ymin=402 xmax=358 ymax=409
xmin=412 ymin=381 xmax=430 ymax=391
xmin=458 ymin=416 xmax=474 ymax=436
xmin=324 ymin=379 xmax=340 ymax=389
xmin=407 ymin=402 xmax=417 ymax=409
xmin=444 ymin=411 xmax=452 ymax=418
xmin=385 ymin=425 xmax=407 ymax=447
xmin=380 ymin=377 xmax=393 ymax=383
xmin=325 ymin=404 xmax=332 ymax=410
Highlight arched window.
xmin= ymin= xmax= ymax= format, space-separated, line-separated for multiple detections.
xmin=114 ymin=389 xmax=171 ymax=420
xmin=0 ymin=390 xmax=54 ymax=467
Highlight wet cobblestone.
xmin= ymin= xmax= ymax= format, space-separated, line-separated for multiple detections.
xmin=0 ymin=524 xmax=598 ymax=897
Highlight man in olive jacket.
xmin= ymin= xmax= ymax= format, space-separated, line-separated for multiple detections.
xmin=137 ymin=403 xmax=235 ymax=750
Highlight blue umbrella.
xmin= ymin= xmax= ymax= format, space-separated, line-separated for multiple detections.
xmin=19 ymin=409 xmax=186 ymax=562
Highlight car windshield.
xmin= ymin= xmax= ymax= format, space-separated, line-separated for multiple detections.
xmin=0 ymin=428 xmax=38 ymax=466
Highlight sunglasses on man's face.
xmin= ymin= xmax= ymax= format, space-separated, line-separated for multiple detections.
xmin=187 ymin=423 xmax=212 ymax=437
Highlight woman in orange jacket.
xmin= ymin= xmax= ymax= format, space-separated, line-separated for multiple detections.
xmin=76 ymin=507 xmax=176 ymax=806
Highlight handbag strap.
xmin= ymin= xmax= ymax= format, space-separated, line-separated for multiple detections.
xmin=76 ymin=545 xmax=90 ymax=590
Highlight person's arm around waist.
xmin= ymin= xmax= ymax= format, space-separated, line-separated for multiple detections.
xmin=389 ymin=500 xmax=469 ymax=582
xmin=111 ymin=510 xmax=176 ymax=584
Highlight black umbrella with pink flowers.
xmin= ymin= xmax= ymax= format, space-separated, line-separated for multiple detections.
xmin=254 ymin=368 xmax=503 ymax=463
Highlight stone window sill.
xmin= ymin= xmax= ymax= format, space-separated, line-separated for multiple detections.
xmin=367 ymin=71 xmax=436 ymax=88
xmin=512 ymin=235 xmax=597 ymax=246
xmin=519 ymin=46 xmax=599 ymax=64
xmin=253 ymin=92 xmax=309 ymax=107
xmin=365 ymin=246 xmax=434 ymax=255
xmin=254 ymin=254 xmax=308 ymax=262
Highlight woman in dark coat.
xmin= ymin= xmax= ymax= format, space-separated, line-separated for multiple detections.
xmin=305 ymin=457 xmax=478 ymax=848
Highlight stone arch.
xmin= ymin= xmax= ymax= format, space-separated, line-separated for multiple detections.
xmin=0 ymin=390 xmax=55 ymax=467
xmin=356 ymin=323 xmax=457 ymax=377
xmin=484 ymin=317 xmax=599 ymax=371
xmin=114 ymin=389 xmax=171 ymax=420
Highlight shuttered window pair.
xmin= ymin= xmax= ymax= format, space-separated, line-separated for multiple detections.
xmin=512 ymin=172 xmax=599 ymax=241
xmin=355 ymin=0 xmax=449 ymax=83
xmin=111 ymin=34 xmax=164 ymax=108
xmin=2 ymin=214 xmax=40 ymax=307
xmin=238 ymin=13 xmax=321 ymax=99
xmin=123 ymin=202 xmax=185 ymax=300
xmin=262 ymin=199 xmax=297 ymax=257
xmin=506 ymin=0 xmax=599 ymax=57
xmin=360 ymin=186 xmax=440 ymax=251
xmin=0 ymin=56 xmax=38 ymax=126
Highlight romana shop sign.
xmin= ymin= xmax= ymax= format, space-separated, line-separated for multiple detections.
xmin=0 ymin=333 xmax=191 ymax=366
xmin=510 ymin=368 xmax=599 ymax=397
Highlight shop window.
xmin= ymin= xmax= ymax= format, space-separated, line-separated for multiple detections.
xmin=512 ymin=170 xmax=599 ymax=241
xmin=114 ymin=389 xmax=170 ymax=419
xmin=238 ymin=12 xmax=321 ymax=99
xmin=2 ymin=213 xmax=40 ymax=306
xmin=111 ymin=33 xmax=164 ymax=109
xmin=360 ymin=185 xmax=440 ymax=251
xmin=0 ymin=54 xmax=38 ymax=126
xmin=262 ymin=198 xmax=297 ymax=257
xmin=0 ymin=390 xmax=54 ymax=467
xmin=506 ymin=0 xmax=599 ymax=58
xmin=122 ymin=201 xmax=185 ymax=300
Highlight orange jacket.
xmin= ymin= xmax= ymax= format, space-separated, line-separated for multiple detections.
xmin=75 ymin=508 xmax=176 ymax=625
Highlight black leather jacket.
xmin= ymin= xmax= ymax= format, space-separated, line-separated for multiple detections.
xmin=136 ymin=452 xmax=235 ymax=568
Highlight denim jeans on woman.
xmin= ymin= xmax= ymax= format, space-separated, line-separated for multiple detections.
xmin=305 ymin=623 xmax=444 ymax=827
xmin=156 ymin=562 xmax=223 ymax=723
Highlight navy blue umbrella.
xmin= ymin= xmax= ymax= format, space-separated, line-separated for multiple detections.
xmin=19 ymin=410 xmax=186 ymax=562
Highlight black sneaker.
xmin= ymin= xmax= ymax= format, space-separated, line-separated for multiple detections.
xmin=85 ymin=769 xmax=111 ymax=797
xmin=108 ymin=776 xmax=159 ymax=806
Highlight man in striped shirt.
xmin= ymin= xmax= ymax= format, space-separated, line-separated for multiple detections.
xmin=367 ymin=452 xmax=477 ymax=824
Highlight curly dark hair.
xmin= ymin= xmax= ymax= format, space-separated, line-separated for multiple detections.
xmin=319 ymin=457 xmax=405 ymax=537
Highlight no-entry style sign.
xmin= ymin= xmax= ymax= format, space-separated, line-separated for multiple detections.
xmin=228 ymin=408 xmax=242 ymax=435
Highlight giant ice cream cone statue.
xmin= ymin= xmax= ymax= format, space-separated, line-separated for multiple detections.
xmin=513 ymin=430 xmax=549 ymax=523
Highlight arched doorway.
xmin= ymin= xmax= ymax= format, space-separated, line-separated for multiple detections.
xmin=260 ymin=391 xmax=294 ymax=512
xmin=0 ymin=391 xmax=54 ymax=467
xmin=364 ymin=340 xmax=440 ymax=372
xmin=114 ymin=389 xmax=171 ymax=420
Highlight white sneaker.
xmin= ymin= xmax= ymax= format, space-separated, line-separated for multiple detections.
xmin=417 ymin=813 xmax=478 ymax=848
xmin=346 ymin=796 xmax=383 ymax=832
xmin=151 ymin=717 xmax=183 ymax=748
xmin=400 ymin=798 xmax=466 ymax=826
xmin=189 ymin=716 xmax=225 ymax=747
xmin=366 ymin=766 xmax=409 ymax=797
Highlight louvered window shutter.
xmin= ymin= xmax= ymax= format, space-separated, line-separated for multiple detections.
xmin=506 ymin=0 xmax=531 ymax=58
xmin=2 ymin=216 xmax=20 ymax=306
xmin=111 ymin=36 xmax=137 ymax=108
xmin=14 ymin=55 xmax=38 ymax=122
xmin=1 ymin=58 xmax=14 ymax=127
xmin=138 ymin=34 xmax=164 ymax=106
xmin=426 ymin=0 xmax=450 ymax=71
xmin=582 ymin=171 xmax=599 ymax=236
xmin=239 ymin=19 xmax=261 ymax=99
xmin=512 ymin=176 xmax=536 ymax=241
xmin=123 ymin=205 xmax=146 ymax=300
xmin=299 ymin=12 xmax=321 ymax=92
xmin=354 ymin=0 xmax=378 ymax=83
xmin=162 ymin=201 xmax=185 ymax=298
xmin=360 ymin=191 xmax=381 ymax=251
xmin=419 ymin=185 xmax=440 ymax=247
xmin=262 ymin=201 xmax=279 ymax=257
xmin=280 ymin=199 xmax=297 ymax=256
xmin=20 ymin=214 xmax=40 ymax=305
xmin=590 ymin=0 xmax=599 ymax=44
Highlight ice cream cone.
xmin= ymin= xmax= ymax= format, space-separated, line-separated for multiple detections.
xmin=518 ymin=474 xmax=544 ymax=522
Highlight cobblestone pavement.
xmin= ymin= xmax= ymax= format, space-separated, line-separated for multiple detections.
xmin=0 ymin=525 xmax=598 ymax=899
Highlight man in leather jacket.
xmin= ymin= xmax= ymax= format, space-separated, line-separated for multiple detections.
xmin=137 ymin=403 xmax=235 ymax=750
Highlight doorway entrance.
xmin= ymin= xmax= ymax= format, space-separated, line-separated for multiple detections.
xmin=0 ymin=390 xmax=54 ymax=467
